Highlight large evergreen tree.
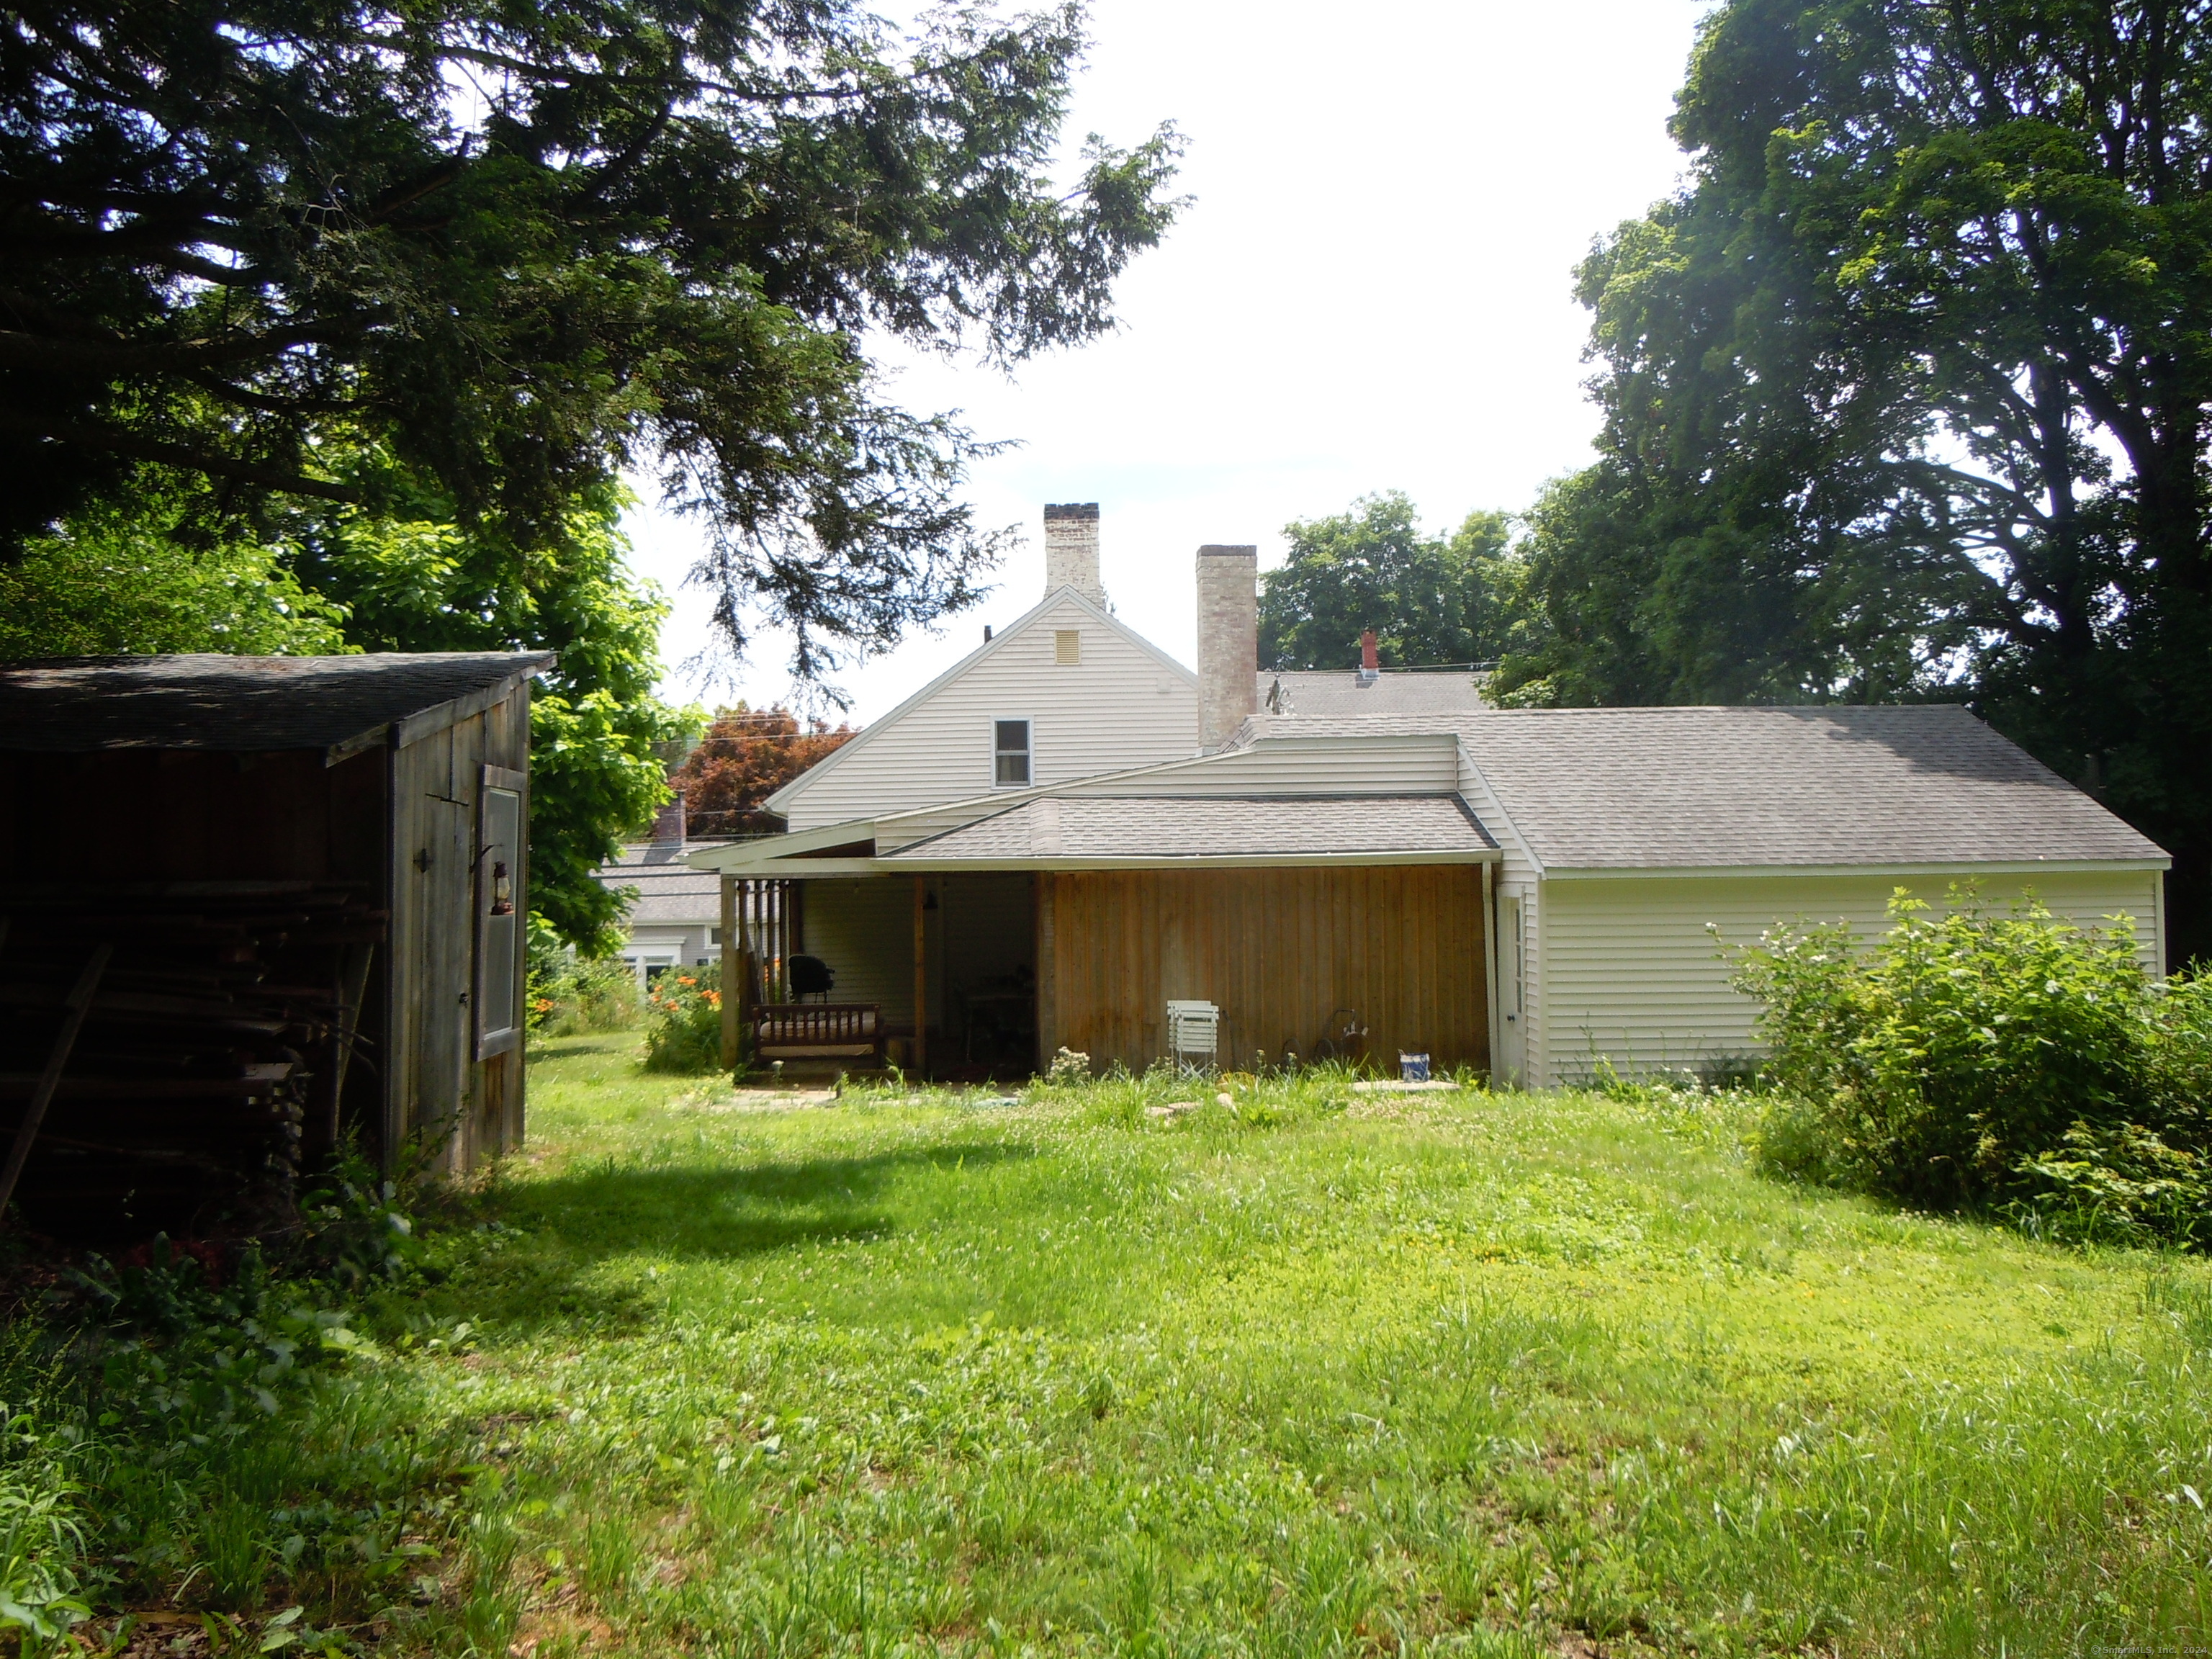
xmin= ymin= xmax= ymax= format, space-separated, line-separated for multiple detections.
xmin=1 ymin=0 xmax=1182 ymax=671
xmin=1496 ymin=0 xmax=2212 ymax=961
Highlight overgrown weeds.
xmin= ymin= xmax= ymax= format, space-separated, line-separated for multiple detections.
xmin=526 ymin=920 xmax=641 ymax=1038
xmin=0 ymin=1148 xmax=508 ymax=1653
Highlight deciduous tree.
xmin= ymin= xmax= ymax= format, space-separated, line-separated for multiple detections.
xmin=1257 ymin=493 xmax=1529 ymax=673
xmin=1495 ymin=0 xmax=2212 ymax=959
xmin=673 ymin=706 xmax=855 ymax=837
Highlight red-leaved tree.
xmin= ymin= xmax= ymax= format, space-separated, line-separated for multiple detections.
xmin=674 ymin=706 xmax=855 ymax=837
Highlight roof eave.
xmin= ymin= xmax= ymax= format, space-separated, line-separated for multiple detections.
xmin=1539 ymin=856 xmax=2172 ymax=880
xmin=879 ymin=848 xmax=1503 ymax=872
xmin=390 ymin=655 xmax=554 ymax=750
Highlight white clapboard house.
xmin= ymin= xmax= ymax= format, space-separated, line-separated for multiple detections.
xmin=688 ymin=503 xmax=2168 ymax=1085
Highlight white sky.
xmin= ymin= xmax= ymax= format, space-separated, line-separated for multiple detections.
xmin=624 ymin=0 xmax=1709 ymax=721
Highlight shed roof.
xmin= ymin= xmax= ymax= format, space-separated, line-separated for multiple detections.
xmin=883 ymin=794 xmax=1496 ymax=864
xmin=1257 ymin=668 xmax=1485 ymax=718
xmin=1237 ymin=705 xmax=2168 ymax=870
xmin=0 ymin=652 xmax=554 ymax=757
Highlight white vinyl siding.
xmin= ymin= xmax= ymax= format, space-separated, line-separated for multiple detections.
xmin=799 ymin=876 xmax=917 ymax=1027
xmin=777 ymin=593 xmax=1198 ymax=830
xmin=1533 ymin=868 xmax=2166 ymax=1086
xmin=1457 ymin=746 xmax=1545 ymax=1086
xmin=1066 ymin=734 xmax=1461 ymax=797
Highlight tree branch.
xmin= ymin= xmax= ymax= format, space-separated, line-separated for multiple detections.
xmin=0 ymin=410 xmax=359 ymax=503
xmin=0 ymin=325 xmax=348 ymax=375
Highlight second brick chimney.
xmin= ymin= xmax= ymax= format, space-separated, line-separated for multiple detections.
xmin=1043 ymin=503 xmax=1106 ymax=606
xmin=1197 ymin=544 xmax=1259 ymax=752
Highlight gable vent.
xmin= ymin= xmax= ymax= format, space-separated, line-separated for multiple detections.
xmin=1054 ymin=629 xmax=1082 ymax=665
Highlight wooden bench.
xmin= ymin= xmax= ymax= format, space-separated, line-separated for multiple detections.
xmin=753 ymin=1003 xmax=881 ymax=1063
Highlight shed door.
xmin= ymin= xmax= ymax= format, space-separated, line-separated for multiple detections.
xmin=412 ymin=797 xmax=472 ymax=1146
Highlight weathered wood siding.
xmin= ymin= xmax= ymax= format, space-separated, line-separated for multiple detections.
xmin=775 ymin=593 xmax=1200 ymax=830
xmin=386 ymin=685 xmax=530 ymax=1173
xmin=1534 ymin=868 xmax=2167 ymax=1087
xmin=1039 ymin=866 xmax=1488 ymax=1074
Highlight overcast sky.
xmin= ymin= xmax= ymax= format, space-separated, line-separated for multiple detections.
xmin=625 ymin=0 xmax=1709 ymax=722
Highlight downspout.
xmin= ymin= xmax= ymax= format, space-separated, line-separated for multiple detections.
xmin=1482 ymin=861 xmax=1500 ymax=1087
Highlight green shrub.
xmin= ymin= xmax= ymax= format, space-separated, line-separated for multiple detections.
xmin=1732 ymin=886 xmax=2212 ymax=1246
xmin=642 ymin=960 xmax=727 ymax=1074
xmin=526 ymin=919 xmax=640 ymax=1038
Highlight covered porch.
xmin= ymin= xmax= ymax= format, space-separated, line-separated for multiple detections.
xmin=703 ymin=794 xmax=1500 ymax=1082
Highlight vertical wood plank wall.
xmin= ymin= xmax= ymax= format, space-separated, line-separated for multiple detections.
xmin=1043 ymin=866 xmax=1488 ymax=1074
xmin=386 ymin=686 xmax=531 ymax=1175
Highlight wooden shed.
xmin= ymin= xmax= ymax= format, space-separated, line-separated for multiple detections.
xmin=0 ymin=652 xmax=549 ymax=1239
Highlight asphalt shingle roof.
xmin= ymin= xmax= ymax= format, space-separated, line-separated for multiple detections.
xmin=884 ymin=794 xmax=1496 ymax=862
xmin=1256 ymin=669 xmax=1484 ymax=717
xmin=1235 ymin=706 xmax=2166 ymax=869
xmin=0 ymin=653 xmax=554 ymax=752
xmin=593 ymin=842 xmax=724 ymax=924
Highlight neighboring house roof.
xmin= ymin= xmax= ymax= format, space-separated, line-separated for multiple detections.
xmin=593 ymin=842 xmax=724 ymax=925
xmin=1258 ymin=668 xmax=1485 ymax=717
xmin=764 ymin=585 xmax=1197 ymax=817
xmin=882 ymin=794 xmax=1496 ymax=864
xmin=0 ymin=652 xmax=554 ymax=758
xmin=1241 ymin=705 xmax=2169 ymax=870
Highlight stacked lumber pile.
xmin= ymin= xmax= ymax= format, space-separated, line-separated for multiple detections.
xmin=0 ymin=881 xmax=385 ymax=1241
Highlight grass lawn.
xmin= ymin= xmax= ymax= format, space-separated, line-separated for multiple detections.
xmin=117 ymin=1038 xmax=2212 ymax=1656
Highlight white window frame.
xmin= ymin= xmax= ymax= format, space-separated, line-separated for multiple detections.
xmin=992 ymin=716 xmax=1033 ymax=788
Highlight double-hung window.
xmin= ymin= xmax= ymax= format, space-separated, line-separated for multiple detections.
xmin=994 ymin=719 xmax=1032 ymax=786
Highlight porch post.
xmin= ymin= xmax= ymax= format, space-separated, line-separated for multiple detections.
xmin=912 ymin=875 xmax=928 ymax=1076
xmin=1034 ymin=871 xmax=1056 ymax=1071
xmin=719 ymin=873 xmax=739 ymax=1071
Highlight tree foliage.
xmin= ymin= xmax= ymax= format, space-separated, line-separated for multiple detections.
xmin=1495 ymin=0 xmax=2212 ymax=959
xmin=673 ymin=705 xmax=855 ymax=837
xmin=1737 ymin=888 xmax=2212 ymax=1246
xmin=2 ymin=0 xmax=1182 ymax=674
xmin=1256 ymin=493 xmax=1531 ymax=672
xmin=0 ymin=493 xmax=350 ymax=658
xmin=292 ymin=475 xmax=693 ymax=951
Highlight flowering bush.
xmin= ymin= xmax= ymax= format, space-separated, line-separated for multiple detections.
xmin=1732 ymin=886 xmax=2212 ymax=1246
xmin=643 ymin=960 xmax=727 ymax=1073
xmin=526 ymin=917 xmax=640 ymax=1037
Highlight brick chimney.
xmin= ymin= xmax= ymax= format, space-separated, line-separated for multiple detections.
xmin=1196 ymin=544 xmax=1259 ymax=752
xmin=1043 ymin=503 xmax=1106 ymax=606
xmin=1358 ymin=629 xmax=1379 ymax=686
xmin=649 ymin=797 xmax=686 ymax=847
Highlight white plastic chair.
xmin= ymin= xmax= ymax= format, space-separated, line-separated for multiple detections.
xmin=1166 ymin=999 xmax=1219 ymax=1074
